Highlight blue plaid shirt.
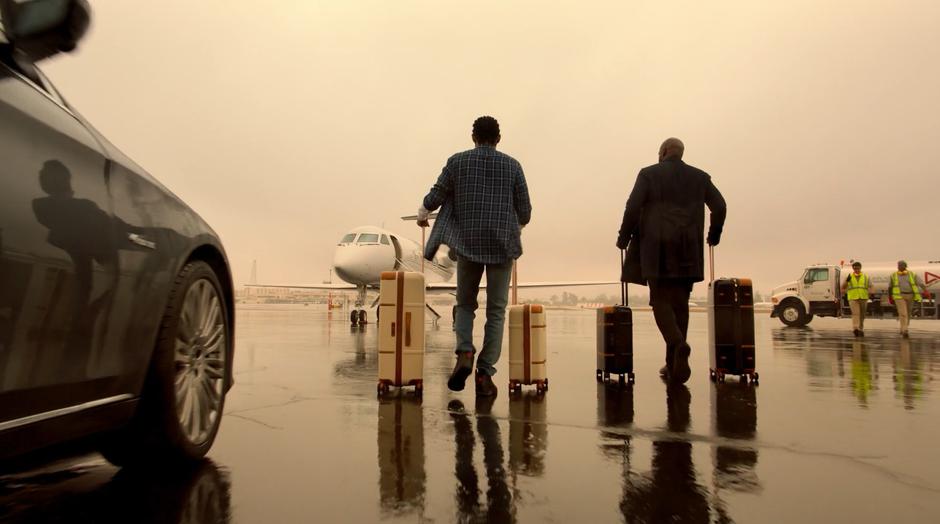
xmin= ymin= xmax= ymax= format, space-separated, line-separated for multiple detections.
xmin=422 ymin=145 xmax=532 ymax=264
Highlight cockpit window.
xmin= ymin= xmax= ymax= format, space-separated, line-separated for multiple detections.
xmin=380 ymin=235 xmax=390 ymax=245
xmin=358 ymin=234 xmax=379 ymax=244
xmin=340 ymin=233 xmax=357 ymax=243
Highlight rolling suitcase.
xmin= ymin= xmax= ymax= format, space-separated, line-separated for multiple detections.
xmin=596 ymin=249 xmax=635 ymax=386
xmin=508 ymin=261 xmax=548 ymax=394
xmin=377 ymin=270 xmax=425 ymax=394
xmin=707 ymin=246 xmax=758 ymax=384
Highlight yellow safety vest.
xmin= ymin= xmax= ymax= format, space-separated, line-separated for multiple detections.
xmin=846 ymin=273 xmax=870 ymax=301
xmin=891 ymin=272 xmax=922 ymax=301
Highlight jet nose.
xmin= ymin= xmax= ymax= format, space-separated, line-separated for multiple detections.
xmin=333 ymin=246 xmax=366 ymax=284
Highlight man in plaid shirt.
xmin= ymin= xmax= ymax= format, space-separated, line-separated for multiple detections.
xmin=418 ymin=116 xmax=531 ymax=397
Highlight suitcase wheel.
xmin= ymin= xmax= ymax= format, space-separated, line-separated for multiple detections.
xmin=536 ymin=380 xmax=547 ymax=394
xmin=628 ymin=373 xmax=635 ymax=385
xmin=414 ymin=380 xmax=424 ymax=395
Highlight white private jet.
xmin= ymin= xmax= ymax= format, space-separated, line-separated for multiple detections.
xmin=252 ymin=219 xmax=618 ymax=325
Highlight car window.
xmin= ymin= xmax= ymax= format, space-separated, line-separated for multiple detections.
xmin=340 ymin=233 xmax=357 ymax=244
xmin=358 ymin=234 xmax=379 ymax=244
xmin=32 ymin=65 xmax=66 ymax=106
xmin=0 ymin=12 xmax=7 ymax=44
xmin=2 ymin=51 xmax=65 ymax=106
xmin=811 ymin=268 xmax=829 ymax=282
xmin=380 ymin=234 xmax=389 ymax=245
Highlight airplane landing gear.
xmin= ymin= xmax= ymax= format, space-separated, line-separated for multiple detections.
xmin=350 ymin=309 xmax=368 ymax=325
xmin=349 ymin=286 xmax=369 ymax=325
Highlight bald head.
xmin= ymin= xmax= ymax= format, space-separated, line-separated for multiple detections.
xmin=659 ymin=137 xmax=685 ymax=161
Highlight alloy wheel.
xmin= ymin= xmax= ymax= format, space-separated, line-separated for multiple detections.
xmin=174 ymin=278 xmax=226 ymax=445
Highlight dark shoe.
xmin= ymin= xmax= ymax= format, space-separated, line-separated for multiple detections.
xmin=475 ymin=373 xmax=498 ymax=397
xmin=448 ymin=352 xmax=475 ymax=392
xmin=853 ymin=329 xmax=860 ymax=337
xmin=670 ymin=342 xmax=692 ymax=385
xmin=903 ymin=332 xmax=910 ymax=339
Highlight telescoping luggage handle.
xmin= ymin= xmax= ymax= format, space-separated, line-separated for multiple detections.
xmin=620 ymin=249 xmax=628 ymax=307
xmin=709 ymin=245 xmax=715 ymax=282
xmin=512 ymin=260 xmax=519 ymax=306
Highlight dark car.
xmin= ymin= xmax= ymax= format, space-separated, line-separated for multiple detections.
xmin=0 ymin=0 xmax=234 ymax=466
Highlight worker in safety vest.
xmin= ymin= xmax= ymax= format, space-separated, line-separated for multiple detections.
xmin=841 ymin=261 xmax=873 ymax=337
xmin=888 ymin=260 xmax=930 ymax=338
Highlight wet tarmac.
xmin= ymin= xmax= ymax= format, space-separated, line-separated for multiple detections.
xmin=2 ymin=304 xmax=939 ymax=523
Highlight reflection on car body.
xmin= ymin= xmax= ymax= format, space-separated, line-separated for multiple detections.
xmin=0 ymin=0 xmax=234 ymax=466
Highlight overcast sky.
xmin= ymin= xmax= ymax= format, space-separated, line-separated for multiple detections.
xmin=43 ymin=0 xmax=940 ymax=297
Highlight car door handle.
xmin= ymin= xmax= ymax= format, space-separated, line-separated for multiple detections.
xmin=128 ymin=233 xmax=156 ymax=250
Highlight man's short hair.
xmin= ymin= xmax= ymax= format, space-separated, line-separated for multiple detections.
xmin=472 ymin=116 xmax=500 ymax=144
xmin=659 ymin=137 xmax=685 ymax=160
xmin=898 ymin=260 xmax=908 ymax=267
xmin=852 ymin=261 xmax=862 ymax=268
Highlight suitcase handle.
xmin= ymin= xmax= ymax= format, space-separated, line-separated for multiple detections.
xmin=512 ymin=259 xmax=519 ymax=306
xmin=405 ymin=312 xmax=412 ymax=347
xmin=620 ymin=249 xmax=627 ymax=307
xmin=709 ymin=245 xmax=715 ymax=282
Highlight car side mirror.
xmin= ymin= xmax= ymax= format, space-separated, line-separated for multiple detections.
xmin=0 ymin=0 xmax=90 ymax=61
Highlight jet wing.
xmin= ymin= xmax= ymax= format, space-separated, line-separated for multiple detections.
xmin=249 ymin=280 xmax=619 ymax=294
xmin=246 ymin=283 xmax=359 ymax=290
xmin=426 ymin=280 xmax=619 ymax=292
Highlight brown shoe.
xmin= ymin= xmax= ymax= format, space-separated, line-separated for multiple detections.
xmin=448 ymin=352 xmax=475 ymax=392
xmin=475 ymin=373 xmax=498 ymax=397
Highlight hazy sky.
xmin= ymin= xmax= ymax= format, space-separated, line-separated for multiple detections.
xmin=43 ymin=0 xmax=940 ymax=296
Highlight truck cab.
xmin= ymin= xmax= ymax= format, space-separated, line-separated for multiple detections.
xmin=771 ymin=264 xmax=842 ymax=326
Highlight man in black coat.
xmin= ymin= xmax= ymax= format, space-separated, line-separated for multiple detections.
xmin=616 ymin=138 xmax=726 ymax=384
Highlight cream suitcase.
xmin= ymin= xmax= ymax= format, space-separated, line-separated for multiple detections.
xmin=377 ymin=271 xmax=425 ymax=394
xmin=508 ymin=262 xmax=548 ymax=393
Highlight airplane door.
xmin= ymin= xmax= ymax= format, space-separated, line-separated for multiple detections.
xmin=0 ymin=60 xmax=119 ymax=425
xmin=390 ymin=236 xmax=403 ymax=270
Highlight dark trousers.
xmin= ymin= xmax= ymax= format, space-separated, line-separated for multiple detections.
xmin=649 ymin=279 xmax=693 ymax=365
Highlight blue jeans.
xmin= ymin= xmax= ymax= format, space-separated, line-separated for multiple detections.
xmin=455 ymin=257 xmax=513 ymax=377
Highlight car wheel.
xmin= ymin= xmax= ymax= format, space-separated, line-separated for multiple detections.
xmin=101 ymin=261 xmax=230 ymax=466
xmin=779 ymin=300 xmax=810 ymax=327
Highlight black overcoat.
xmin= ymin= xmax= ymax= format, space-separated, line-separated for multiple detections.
xmin=617 ymin=158 xmax=727 ymax=284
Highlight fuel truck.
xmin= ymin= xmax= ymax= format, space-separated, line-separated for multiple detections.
xmin=770 ymin=260 xmax=940 ymax=327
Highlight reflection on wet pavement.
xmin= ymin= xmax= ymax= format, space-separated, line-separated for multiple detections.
xmin=0 ymin=459 xmax=230 ymax=522
xmin=3 ymin=306 xmax=939 ymax=522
